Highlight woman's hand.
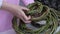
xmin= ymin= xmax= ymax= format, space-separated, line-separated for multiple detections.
xmin=17 ymin=6 xmax=31 ymax=23
xmin=1 ymin=0 xmax=31 ymax=23
xmin=14 ymin=6 xmax=31 ymax=23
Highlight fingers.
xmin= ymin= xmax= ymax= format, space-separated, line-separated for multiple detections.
xmin=24 ymin=20 xmax=31 ymax=23
xmin=20 ymin=6 xmax=29 ymax=11
xmin=24 ymin=16 xmax=31 ymax=23
xmin=20 ymin=16 xmax=31 ymax=23
xmin=27 ymin=15 xmax=31 ymax=20
xmin=23 ymin=15 xmax=31 ymax=21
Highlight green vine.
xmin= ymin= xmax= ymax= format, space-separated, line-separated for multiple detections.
xmin=12 ymin=1 xmax=60 ymax=34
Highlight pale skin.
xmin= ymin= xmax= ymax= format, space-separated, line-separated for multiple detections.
xmin=1 ymin=0 xmax=31 ymax=23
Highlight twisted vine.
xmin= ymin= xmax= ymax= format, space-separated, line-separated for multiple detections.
xmin=12 ymin=1 xmax=60 ymax=34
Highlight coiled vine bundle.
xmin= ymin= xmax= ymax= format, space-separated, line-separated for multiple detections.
xmin=12 ymin=1 xmax=60 ymax=34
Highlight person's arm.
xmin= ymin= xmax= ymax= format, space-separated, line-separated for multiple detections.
xmin=1 ymin=0 xmax=31 ymax=23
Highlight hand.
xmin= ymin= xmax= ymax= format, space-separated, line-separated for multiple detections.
xmin=16 ymin=6 xmax=31 ymax=23
xmin=2 ymin=1 xmax=31 ymax=23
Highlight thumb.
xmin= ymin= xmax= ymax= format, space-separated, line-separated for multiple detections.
xmin=28 ymin=16 xmax=31 ymax=20
xmin=21 ymin=6 xmax=29 ymax=11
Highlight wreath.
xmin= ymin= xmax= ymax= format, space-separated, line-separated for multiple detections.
xmin=12 ymin=1 xmax=60 ymax=34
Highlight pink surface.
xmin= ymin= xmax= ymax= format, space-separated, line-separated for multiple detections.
xmin=22 ymin=0 xmax=34 ymax=6
xmin=0 ymin=0 xmax=19 ymax=32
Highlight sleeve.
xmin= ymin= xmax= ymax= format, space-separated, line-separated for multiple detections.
xmin=0 ymin=0 xmax=3 ymax=8
xmin=22 ymin=0 xmax=34 ymax=6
